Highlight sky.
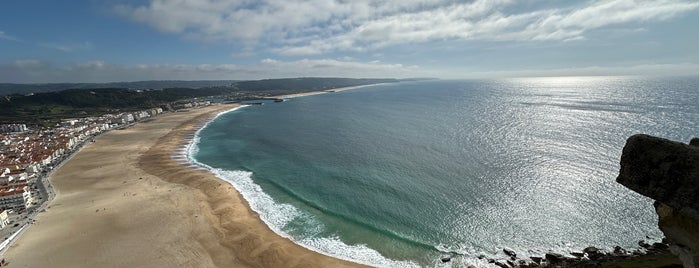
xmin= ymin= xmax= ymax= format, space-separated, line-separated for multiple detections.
xmin=1 ymin=0 xmax=698 ymax=83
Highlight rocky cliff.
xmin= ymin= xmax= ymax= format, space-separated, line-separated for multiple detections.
xmin=617 ymin=134 xmax=699 ymax=268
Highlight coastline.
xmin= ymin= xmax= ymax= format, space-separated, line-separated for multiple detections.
xmin=183 ymin=106 xmax=419 ymax=267
xmin=275 ymin=83 xmax=385 ymax=99
xmin=2 ymin=103 xmax=363 ymax=267
xmin=2 ymin=81 xmax=678 ymax=267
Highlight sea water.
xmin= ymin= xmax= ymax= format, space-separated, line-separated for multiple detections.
xmin=190 ymin=77 xmax=699 ymax=267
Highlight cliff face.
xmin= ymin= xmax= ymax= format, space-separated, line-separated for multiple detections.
xmin=616 ymin=134 xmax=699 ymax=268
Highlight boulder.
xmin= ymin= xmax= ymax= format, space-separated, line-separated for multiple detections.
xmin=503 ymin=247 xmax=517 ymax=258
xmin=494 ymin=260 xmax=511 ymax=268
xmin=616 ymin=134 xmax=699 ymax=217
xmin=545 ymin=252 xmax=564 ymax=263
xmin=583 ymin=246 xmax=599 ymax=255
xmin=583 ymin=246 xmax=605 ymax=260
xmin=617 ymin=134 xmax=699 ymax=268
xmin=529 ymin=256 xmax=542 ymax=264
xmin=690 ymin=138 xmax=699 ymax=147
xmin=440 ymin=254 xmax=452 ymax=263
xmin=613 ymin=246 xmax=627 ymax=256
xmin=653 ymin=242 xmax=669 ymax=250
xmin=638 ymin=240 xmax=651 ymax=249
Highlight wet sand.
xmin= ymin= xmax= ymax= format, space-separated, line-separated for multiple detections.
xmin=3 ymin=104 xmax=362 ymax=267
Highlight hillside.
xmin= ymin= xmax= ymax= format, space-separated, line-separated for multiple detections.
xmin=0 ymin=77 xmax=399 ymax=126
xmin=0 ymin=80 xmax=239 ymax=96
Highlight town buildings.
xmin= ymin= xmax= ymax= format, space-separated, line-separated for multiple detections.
xmin=0 ymin=210 xmax=8 ymax=229
xmin=0 ymin=186 xmax=31 ymax=211
xmin=0 ymin=107 xmax=170 ymax=212
xmin=0 ymin=124 xmax=28 ymax=133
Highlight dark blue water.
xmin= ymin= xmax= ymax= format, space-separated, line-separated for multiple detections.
xmin=191 ymin=77 xmax=699 ymax=267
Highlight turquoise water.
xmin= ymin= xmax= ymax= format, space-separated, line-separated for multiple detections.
xmin=191 ymin=77 xmax=699 ymax=267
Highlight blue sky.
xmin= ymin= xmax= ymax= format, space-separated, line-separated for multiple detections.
xmin=1 ymin=0 xmax=698 ymax=83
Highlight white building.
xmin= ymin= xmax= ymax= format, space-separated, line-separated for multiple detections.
xmin=118 ymin=114 xmax=135 ymax=124
xmin=133 ymin=111 xmax=150 ymax=121
xmin=0 ymin=210 xmax=8 ymax=229
xmin=0 ymin=171 xmax=27 ymax=184
xmin=0 ymin=186 xmax=32 ymax=211
xmin=0 ymin=124 xmax=28 ymax=133
xmin=24 ymin=164 xmax=39 ymax=173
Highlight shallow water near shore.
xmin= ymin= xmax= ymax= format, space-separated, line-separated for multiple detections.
xmin=191 ymin=77 xmax=699 ymax=266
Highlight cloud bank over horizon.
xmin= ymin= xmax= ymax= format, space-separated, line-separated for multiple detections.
xmin=115 ymin=0 xmax=699 ymax=55
xmin=1 ymin=0 xmax=698 ymax=82
xmin=0 ymin=58 xmax=428 ymax=83
xmin=3 ymin=58 xmax=698 ymax=84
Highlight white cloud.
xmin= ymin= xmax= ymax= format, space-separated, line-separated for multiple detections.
xmin=40 ymin=41 xmax=93 ymax=52
xmin=115 ymin=0 xmax=699 ymax=55
xmin=0 ymin=30 xmax=19 ymax=41
xmin=0 ymin=58 xmax=429 ymax=83
xmin=3 ymin=59 xmax=697 ymax=83
xmin=13 ymin=60 xmax=42 ymax=68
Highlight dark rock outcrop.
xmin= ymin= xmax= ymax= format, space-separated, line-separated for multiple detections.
xmin=503 ymin=247 xmax=517 ymax=258
xmin=616 ymin=134 xmax=699 ymax=268
xmin=440 ymin=254 xmax=452 ymax=263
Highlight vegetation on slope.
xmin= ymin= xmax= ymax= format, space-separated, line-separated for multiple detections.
xmin=0 ymin=78 xmax=399 ymax=126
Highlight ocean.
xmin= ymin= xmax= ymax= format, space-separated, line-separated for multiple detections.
xmin=189 ymin=76 xmax=699 ymax=267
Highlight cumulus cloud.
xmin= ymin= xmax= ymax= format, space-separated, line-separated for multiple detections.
xmin=114 ymin=0 xmax=699 ymax=55
xmin=0 ymin=59 xmax=429 ymax=83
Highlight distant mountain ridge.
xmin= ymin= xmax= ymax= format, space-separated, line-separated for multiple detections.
xmin=0 ymin=80 xmax=240 ymax=96
xmin=0 ymin=78 xmax=415 ymax=96
xmin=0 ymin=77 xmax=403 ymax=125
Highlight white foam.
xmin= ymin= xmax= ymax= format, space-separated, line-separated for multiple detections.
xmin=181 ymin=105 xmax=249 ymax=161
xmin=300 ymin=236 xmax=420 ymax=268
xmin=184 ymin=106 xmax=419 ymax=268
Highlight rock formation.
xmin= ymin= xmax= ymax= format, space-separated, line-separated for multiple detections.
xmin=616 ymin=134 xmax=699 ymax=268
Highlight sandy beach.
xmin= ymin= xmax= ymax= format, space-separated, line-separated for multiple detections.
xmin=275 ymin=84 xmax=382 ymax=99
xmin=3 ymin=104 xmax=363 ymax=267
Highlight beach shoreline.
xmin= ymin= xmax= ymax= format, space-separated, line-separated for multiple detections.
xmin=1 ymin=81 xmax=684 ymax=267
xmin=274 ymin=83 xmax=387 ymax=99
xmin=2 ymin=103 xmax=363 ymax=267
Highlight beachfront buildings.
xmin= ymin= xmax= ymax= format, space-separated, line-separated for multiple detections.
xmin=0 ymin=124 xmax=28 ymax=134
xmin=0 ymin=169 xmax=31 ymax=211
xmin=117 ymin=113 xmax=135 ymax=124
xmin=0 ymin=106 xmax=175 ymax=212
xmin=173 ymin=101 xmax=210 ymax=110
xmin=0 ymin=210 xmax=8 ymax=229
xmin=0 ymin=186 xmax=31 ymax=211
xmin=0 ymin=169 xmax=28 ymax=186
xmin=0 ymin=115 xmax=119 ymax=212
xmin=0 ymin=114 xmax=123 ymax=171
